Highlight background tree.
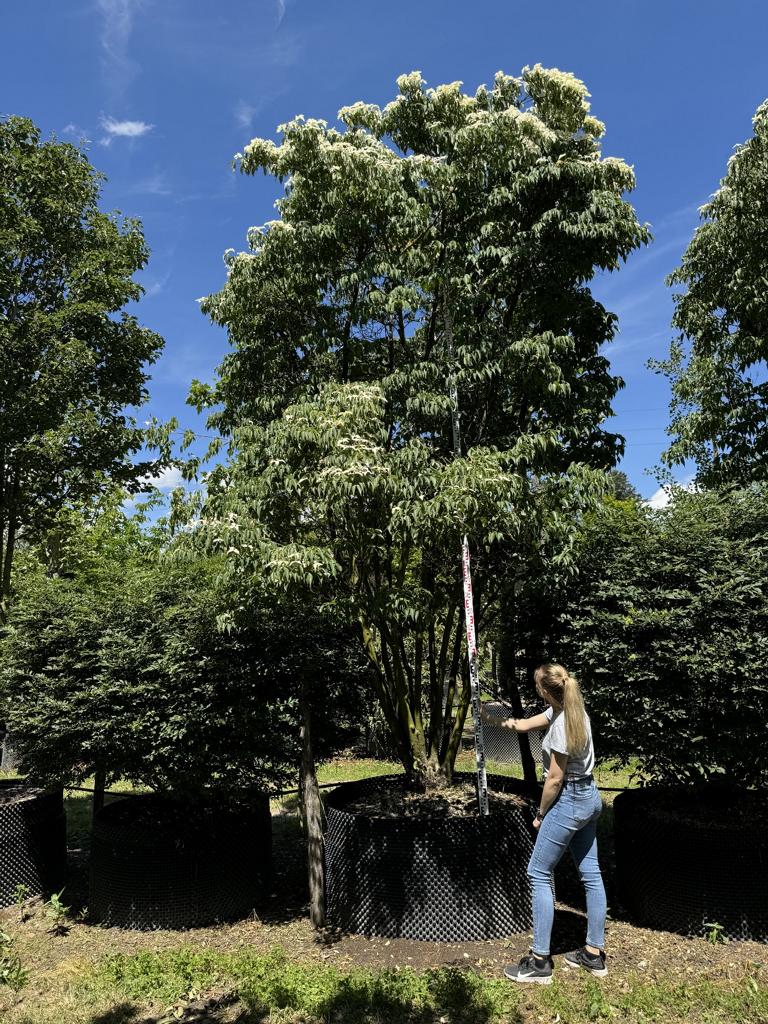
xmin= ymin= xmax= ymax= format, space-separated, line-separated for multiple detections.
xmin=607 ymin=469 xmax=640 ymax=501
xmin=656 ymin=99 xmax=768 ymax=488
xmin=193 ymin=67 xmax=649 ymax=790
xmin=544 ymin=487 xmax=768 ymax=787
xmin=0 ymin=116 xmax=164 ymax=621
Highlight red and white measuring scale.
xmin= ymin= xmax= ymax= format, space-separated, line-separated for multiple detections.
xmin=462 ymin=535 xmax=490 ymax=815
xmin=445 ymin=297 xmax=490 ymax=816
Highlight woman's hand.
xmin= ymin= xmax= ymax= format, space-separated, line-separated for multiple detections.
xmin=532 ymin=816 xmax=542 ymax=831
xmin=479 ymin=706 xmax=522 ymax=731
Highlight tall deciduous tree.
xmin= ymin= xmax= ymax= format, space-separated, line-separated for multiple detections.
xmin=0 ymin=116 xmax=164 ymax=620
xmin=194 ymin=68 xmax=648 ymax=789
xmin=657 ymin=100 xmax=768 ymax=487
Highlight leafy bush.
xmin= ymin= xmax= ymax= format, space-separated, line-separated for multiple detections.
xmin=0 ymin=505 xmax=371 ymax=798
xmin=551 ymin=486 xmax=768 ymax=786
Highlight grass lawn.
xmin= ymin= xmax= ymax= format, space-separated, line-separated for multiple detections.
xmin=0 ymin=758 xmax=765 ymax=1024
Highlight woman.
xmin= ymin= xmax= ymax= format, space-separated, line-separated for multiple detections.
xmin=480 ymin=663 xmax=607 ymax=984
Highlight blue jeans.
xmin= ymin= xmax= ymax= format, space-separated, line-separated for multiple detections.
xmin=527 ymin=779 xmax=606 ymax=956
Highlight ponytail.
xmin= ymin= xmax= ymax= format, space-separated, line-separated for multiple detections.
xmin=534 ymin=663 xmax=588 ymax=756
xmin=562 ymin=673 xmax=588 ymax=756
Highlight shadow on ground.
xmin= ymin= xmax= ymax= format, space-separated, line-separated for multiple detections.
xmin=86 ymin=972 xmax=525 ymax=1023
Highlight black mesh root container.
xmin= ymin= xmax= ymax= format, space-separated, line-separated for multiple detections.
xmin=479 ymin=705 xmax=544 ymax=766
xmin=89 ymin=791 xmax=272 ymax=930
xmin=0 ymin=781 xmax=66 ymax=907
xmin=324 ymin=773 xmax=539 ymax=941
xmin=614 ymin=786 xmax=768 ymax=942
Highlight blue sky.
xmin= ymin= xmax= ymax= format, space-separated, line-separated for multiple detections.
xmin=3 ymin=1 xmax=767 ymax=502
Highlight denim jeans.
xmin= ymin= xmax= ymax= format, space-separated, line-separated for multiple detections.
xmin=527 ymin=779 xmax=606 ymax=956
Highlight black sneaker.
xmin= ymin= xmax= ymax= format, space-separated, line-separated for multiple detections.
xmin=503 ymin=954 xmax=553 ymax=985
xmin=564 ymin=947 xmax=608 ymax=977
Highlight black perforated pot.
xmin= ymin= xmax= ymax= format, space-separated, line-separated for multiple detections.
xmin=480 ymin=705 xmax=544 ymax=766
xmin=89 ymin=791 xmax=272 ymax=930
xmin=614 ymin=785 xmax=768 ymax=942
xmin=0 ymin=781 xmax=66 ymax=907
xmin=324 ymin=773 xmax=539 ymax=941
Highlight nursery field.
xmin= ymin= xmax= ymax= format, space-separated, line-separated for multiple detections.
xmin=3 ymin=22 xmax=768 ymax=1024
xmin=0 ymin=758 xmax=765 ymax=1024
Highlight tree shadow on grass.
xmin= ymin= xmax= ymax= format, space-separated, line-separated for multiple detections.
xmin=88 ymin=1004 xmax=142 ymax=1024
xmin=87 ymin=971 xmax=524 ymax=1024
xmin=88 ymin=994 xmax=241 ymax=1024
xmin=238 ymin=968 xmax=525 ymax=1024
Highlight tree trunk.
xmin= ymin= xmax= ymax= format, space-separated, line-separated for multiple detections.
xmin=92 ymin=768 xmax=106 ymax=826
xmin=0 ymin=509 xmax=17 ymax=625
xmin=498 ymin=614 xmax=538 ymax=786
xmin=299 ymin=682 xmax=325 ymax=929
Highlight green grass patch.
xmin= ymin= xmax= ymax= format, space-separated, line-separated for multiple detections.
xmin=316 ymin=758 xmax=403 ymax=785
xmin=86 ymin=947 xmax=516 ymax=1022
xmin=78 ymin=946 xmax=768 ymax=1024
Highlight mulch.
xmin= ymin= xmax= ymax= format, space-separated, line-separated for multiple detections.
xmin=342 ymin=780 xmax=530 ymax=819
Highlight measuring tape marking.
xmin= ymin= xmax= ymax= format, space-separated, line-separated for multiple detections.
xmin=462 ymin=535 xmax=490 ymax=816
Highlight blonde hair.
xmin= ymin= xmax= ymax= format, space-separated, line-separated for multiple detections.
xmin=534 ymin=663 xmax=588 ymax=756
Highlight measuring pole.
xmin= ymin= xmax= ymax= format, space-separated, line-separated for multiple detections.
xmin=445 ymin=300 xmax=490 ymax=815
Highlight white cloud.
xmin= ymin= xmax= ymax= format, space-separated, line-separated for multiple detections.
xmin=275 ymin=0 xmax=286 ymax=26
xmin=646 ymin=486 xmax=672 ymax=510
xmin=142 ymin=268 xmax=172 ymax=298
xmin=99 ymin=116 xmax=154 ymax=144
xmin=128 ymin=171 xmax=170 ymax=196
xmin=97 ymin=0 xmax=143 ymax=96
xmin=235 ymin=100 xmax=257 ymax=131
xmin=61 ymin=122 xmax=91 ymax=144
xmin=143 ymin=466 xmax=185 ymax=491
xmin=645 ymin=475 xmax=696 ymax=509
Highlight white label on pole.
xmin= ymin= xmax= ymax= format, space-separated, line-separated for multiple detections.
xmin=462 ymin=535 xmax=490 ymax=816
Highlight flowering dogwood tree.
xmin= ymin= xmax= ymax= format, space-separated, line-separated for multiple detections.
xmin=193 ymin=67 xmax=648 ymax=789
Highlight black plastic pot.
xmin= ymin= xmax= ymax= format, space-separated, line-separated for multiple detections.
xmin=0 ymin=781 xmax=66 ymax=907
xmin=324 ymin=773 xmax=539 ymax=941
xmin=614 ymin=785 xmax=768 ymax=941
xmin=89 ymin=791 xmax=272 ymax=929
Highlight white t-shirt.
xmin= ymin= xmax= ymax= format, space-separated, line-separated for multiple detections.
xmin=542 ymin=706 xmax=595 ymax=779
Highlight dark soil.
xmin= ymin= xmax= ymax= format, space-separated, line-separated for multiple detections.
xmin=342 ymin=780 xmax=531 ymax=819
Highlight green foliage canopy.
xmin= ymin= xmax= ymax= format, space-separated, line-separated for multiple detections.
xmin=0 ymin=500 xmax=369 ymax=798
xmin=658 ymin=100 xmax=768 ymax=488
xmin=0 ymin=116 xmax=164 ymax=619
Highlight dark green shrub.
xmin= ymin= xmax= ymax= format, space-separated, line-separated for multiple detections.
xmin=0 ymin=506 xmax=370 ymax=798
xmin=551 ymin=486 xmax=768 ymax=786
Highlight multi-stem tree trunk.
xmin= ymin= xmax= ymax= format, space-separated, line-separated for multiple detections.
xmin=299 ymin=680 xmax=325 ymax=929
xmin=360 ymin=588 xmax=472 ymax=793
